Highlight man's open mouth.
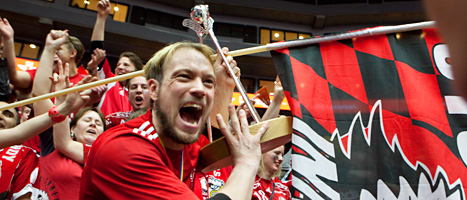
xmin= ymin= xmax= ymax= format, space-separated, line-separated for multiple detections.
xmin=179 ymin=103 xmax=203 ymax=126
xmin=135 ymin=96 xmax=144 ymax=105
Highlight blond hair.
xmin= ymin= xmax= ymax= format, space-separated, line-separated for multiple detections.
xmin=65 ymin=36 xmax=84 ymax=64
xmin=144 ymin=42 xmax=215 ymax=83
xmin=258 ymin=153 xmax=282 ymax=179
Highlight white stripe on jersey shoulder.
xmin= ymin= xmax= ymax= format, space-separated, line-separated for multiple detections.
xmin=132 ymin=120 xmax=158 ymax=140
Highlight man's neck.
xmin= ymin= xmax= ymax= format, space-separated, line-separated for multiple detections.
xmin=158 ymin=134 xmax=185 ymax=151
xmin=119 ymin=80 xmax=127 ymax=88
xmin=68 ymin=62 xmax=78 ymax=77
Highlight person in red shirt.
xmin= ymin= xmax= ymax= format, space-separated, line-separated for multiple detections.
xmin=0 ymin=17 xmax=88 ymax=93
xmin=39 ymin=106 xmax=106 ymax=200
xmin=252 ymin=145 xmax=291 ymax=200
xmin=30 ymin=41 xmax=107 ymax=200
xmin=19 ymin=105 xmax=41 ymax=154
xmin=0 ymin=72 xmax=98 ymax=200
xmin=80 ymin=42 xmax=269 ymax=200
xmin=88 ymin=0 xmax=144 ymax=116
xmin=0 ymin=79 xmax=97 ymax=150
xmin=95 ymin=51 xmax=143 ymax=116
xmin=0 ymin=145 xmax=41 ymax=200
xmin=105 ymin=75 xmax=151 ymax=128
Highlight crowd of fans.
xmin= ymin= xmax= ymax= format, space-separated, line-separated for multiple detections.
xmin=0 ymin=0 xmax=291 ymax=199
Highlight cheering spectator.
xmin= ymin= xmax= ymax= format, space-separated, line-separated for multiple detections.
xmin=80 ymin=42 xmax=267 ymax=200
xmin=252 ymin=145 xmax=291 ymax=200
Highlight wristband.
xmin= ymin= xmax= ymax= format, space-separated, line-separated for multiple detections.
xmin=48 ymin=106 xmax=66 ymax=123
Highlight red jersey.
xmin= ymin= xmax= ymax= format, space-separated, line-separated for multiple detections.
xmin=0 ymin=145 xmax=43 ymax=200
xmin=96 ymin=58 xmax=114 ymax=80
xmin=22 ymin=135 xmax=41 ymax=155
xmin=104 ymin=111 xmax=132 ymax=129
xmin=80 ymin=110 xmax=208 ymax=199
xmin=193 ymin=167 xmax=232 ymax=199
xmin=39 ymin=144 xmax=91 ymax=200
xmin=26 ymin=65 xmax=88 ymax=90
xmin=252 ymin=175 xmax=291 ymax=200
xmin=26 ymin=66 xmax=88 ymax=120
xmin=97 ymin=59 xmax=133 ymax=116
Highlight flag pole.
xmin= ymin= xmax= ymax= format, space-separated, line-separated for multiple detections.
xmin=213 ymin=21 xmax=435 ymax=59
xmin=0 ymin=21 xmax=435 ymax=112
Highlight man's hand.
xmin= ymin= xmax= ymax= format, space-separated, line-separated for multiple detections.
xmin=87 ymin=48 xmax=106 ymax=73
xmin=0 ymin=18 xmax=14 ymax=41
xmin=50 ymin=59 xmax=70 ymax=105
xmin=85 ymin=84 xmax=107 ymax=107
xmin=214 ymin=47 xmax=240 ymax=90
xmin=273 ymin=76 xmax=285 ymax=102
xmin=97 ymin=0 xmax=111 ymax=18
xmin=0 ymin=18 xmax=14 ymax=58
xmin=210 ymin=47 xmax=241 ymax=128
xmin=217 ymin=104 xmax=268 ymax=167
xmin=61 ymin=76 xmax=100 ymax=115
xmin=45 ymin=30 xmax=69 ymax=52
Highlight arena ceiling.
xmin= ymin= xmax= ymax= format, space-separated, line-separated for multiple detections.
xmin=0 ymin=0 xmax=428 ymax=80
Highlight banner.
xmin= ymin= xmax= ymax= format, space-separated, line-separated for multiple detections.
xmin=15 ymin=57 xmax=39 ymax=71
xmin=272 ymin=28 xmax=467 ymax=199
xmin=231 ymin=92 xmax=290 ymax=110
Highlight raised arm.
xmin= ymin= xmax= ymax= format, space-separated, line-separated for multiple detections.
xmin=86 ymin=48 xmax=106 ymax=77
xmin=210 ymin=47 xmax=239 ymax=128
xmin=89 ymin=0 xmax=111 ymax=79
xmin=91 ymin=0 xmax=110 ymax=42
xmin=215 ymin=104 xmax=268 ymax=200
xmin=0 ymin=74 xmax=94 ymax=149
xmin=32 ymin=30 xmax=69 ymax=115
xmin=0 ymin=18 xmax=31 ymax=89
xmin=52 ymin=63 xmax=95 ymax=164
xmin=0 ymin=98 xmax=76 ymax=149
xmin=262 ymin=76 xmax=284 ymax=121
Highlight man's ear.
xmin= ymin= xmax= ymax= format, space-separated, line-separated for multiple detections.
xmin=148 ymin=79 xmax=159 ymax=101
xmin=70 ymin=49 xmax=77 ymax=62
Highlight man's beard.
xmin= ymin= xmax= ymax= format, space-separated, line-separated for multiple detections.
xmin=154 ymin=99 xmax=205 ymax=145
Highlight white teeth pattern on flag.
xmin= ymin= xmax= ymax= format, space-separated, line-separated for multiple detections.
xmin=360 ymin=175 xmax=462 ymax=200
xmin=292 ymin=100 xmax=465 ymax=199
xmin=292 ymin=118 xmax=339 ymax=199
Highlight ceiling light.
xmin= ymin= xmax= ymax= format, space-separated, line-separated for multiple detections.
xmin=299 ymin=36 xmax=304 ymax=39
xmin=114 ymin=6 xmax=119 ymax=12
xmin=274 ymin=33 xmax=280 ymax=38
xmin=396 ymin=33 xmax=401 ymax=40
xmin=84 ymin=0 xmax=90 ymax=5
xmin=30 ymin=44 xmax=36 ymax=49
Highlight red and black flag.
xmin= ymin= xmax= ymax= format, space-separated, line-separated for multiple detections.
xmin=271 ymin=28 xmax=467 ymax=199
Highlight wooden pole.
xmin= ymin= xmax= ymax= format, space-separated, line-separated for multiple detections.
xmin=211 ymin=21 xmax=435 ymax=59
xmin=0 ymin=70 xmax=143 ymax=111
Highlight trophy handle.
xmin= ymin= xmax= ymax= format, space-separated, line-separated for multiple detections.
xmin=198 ymin=116 xmax=293 ymax=172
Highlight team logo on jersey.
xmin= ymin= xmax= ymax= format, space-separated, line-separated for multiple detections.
xmin=32 ymin=188 xmax=49 ymax=200
xmin=208 ymin=175 xmax=225 ymax=196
